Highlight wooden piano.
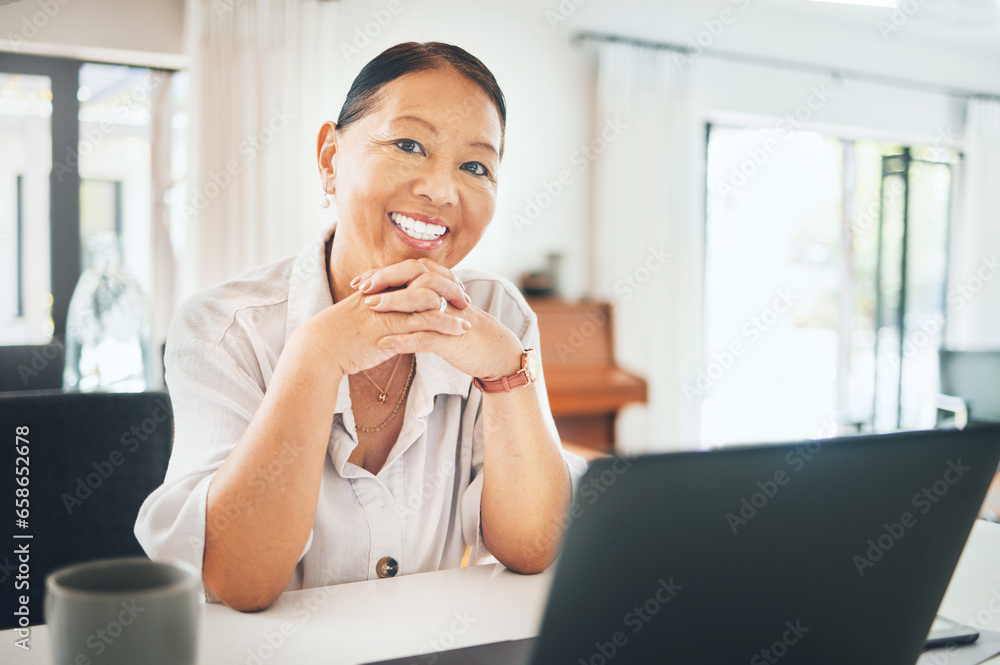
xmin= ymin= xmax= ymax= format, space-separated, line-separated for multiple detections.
xmin=528 ymin=298 xmax=648 ymax=454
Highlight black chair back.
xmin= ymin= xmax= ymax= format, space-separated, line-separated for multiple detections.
xmin=0 ymin=343 xmax=65 ymax=392
xmin=0 ymin=391 xmax=172 ymax=630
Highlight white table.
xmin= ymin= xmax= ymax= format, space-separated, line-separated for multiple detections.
xmin=5 ymin=520 xmax=1000 ymax=664
xmin=3 ymin=560 xmax=551 ymax=665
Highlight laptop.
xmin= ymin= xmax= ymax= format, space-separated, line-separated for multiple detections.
xmin=364 ymin=425 xmax=1000 ymax=665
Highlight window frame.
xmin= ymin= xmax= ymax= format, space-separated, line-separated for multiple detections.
xmin=1 ymin=52 xmax=81 ymax=340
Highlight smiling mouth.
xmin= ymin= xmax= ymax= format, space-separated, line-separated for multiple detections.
xmin=390 ymin=212 xmax=448 ymax=242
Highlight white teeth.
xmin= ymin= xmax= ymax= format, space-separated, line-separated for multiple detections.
xmin=391 ymin=213 xmax=446 ymax=241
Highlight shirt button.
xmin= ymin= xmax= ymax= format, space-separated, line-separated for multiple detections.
xmin=376 ymin=556 xmax=398 ymax=578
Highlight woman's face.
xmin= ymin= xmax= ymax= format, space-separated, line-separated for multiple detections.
xmin=321 ymin=67 xmax=502 ymax=271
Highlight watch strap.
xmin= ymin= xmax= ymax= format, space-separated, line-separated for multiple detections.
xmin=473 ymin=370 xmax=531 ymax=393
xmin=473 ymin=349 xmax=537 ymax=393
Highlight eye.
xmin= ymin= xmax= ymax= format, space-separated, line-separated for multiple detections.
xmin=461 ymin=161 xmax=489 ymax=177
xmin=395 ymin=139 xmax=425 ymax=155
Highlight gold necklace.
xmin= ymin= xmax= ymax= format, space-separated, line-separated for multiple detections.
xmin=360 ymin=354 xmax=403 ymax=403
xmin=355 ymin=355 xmax=416 ymax=433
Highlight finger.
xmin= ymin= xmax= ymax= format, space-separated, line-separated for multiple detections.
xmin=408 ymin=271 xmax=471 ymax=309
xmin=363 ymin=263 xmax=469 ymax=309
xmin=367 ymin=287 xmax=452 ymax=314
xmin=350 ymin=268 xmax=377 ymax=290
xmin=360 ymin=258 xmax=464 ymax=295
xmin=377 ymin=331 xmax=448 ymax=353
xmin=368 ymin=275 xmax=468 ymax=311
xmin=381 ymin=310 xmax=471 ymax=337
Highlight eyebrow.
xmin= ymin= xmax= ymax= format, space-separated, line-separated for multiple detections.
xmin=394 ymin=115 xmax=438 ymax=135
xmin=392 ymin=115 xmax=499 ymax=158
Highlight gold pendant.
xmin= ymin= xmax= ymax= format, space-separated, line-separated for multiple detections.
xmin=379 ymin=393 xmax=387 ymax=403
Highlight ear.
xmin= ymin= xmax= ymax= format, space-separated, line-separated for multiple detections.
xmin=317 ymin=121 xmax=339 ymax=195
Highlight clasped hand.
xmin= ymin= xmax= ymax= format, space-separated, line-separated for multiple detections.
xmin=312 ymin=258 xmax=522 ymax=382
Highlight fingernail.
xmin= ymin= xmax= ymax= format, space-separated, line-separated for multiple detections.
xmin=365 ymin=296 xmax=381 ymax=307
xmin=461 ymin=319 xmax=472 ymax=330
xmin=350 ymin=275 xmax=362 ymax=288
xmin=464 ymin=292 xmax=472 ymax=304
xmin=359 ymin=278 xmax=372 ymax=292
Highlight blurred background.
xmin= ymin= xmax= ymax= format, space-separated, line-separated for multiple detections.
xmin=1 ymin=0 xmax=999 ymax=453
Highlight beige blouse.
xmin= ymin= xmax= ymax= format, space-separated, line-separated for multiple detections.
xmin=134 ymin=224 xmax=586 ymax=601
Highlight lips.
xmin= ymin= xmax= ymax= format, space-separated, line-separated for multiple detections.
xmin=390 ymin=212 xmax=448 ymax=241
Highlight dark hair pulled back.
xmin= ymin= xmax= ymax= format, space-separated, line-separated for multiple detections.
xmin=336 ymin=42 xmax=507 ymax=158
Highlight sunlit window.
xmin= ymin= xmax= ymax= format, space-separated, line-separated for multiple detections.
xmin=702 ymin=126 xmax=957 ymax=445
xmin=0 ymin=73 xmax=53 ymax=345
xmin=1 ymin=57 xmax=185 ymax=352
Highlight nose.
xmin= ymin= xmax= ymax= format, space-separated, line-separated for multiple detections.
xmin=411 ymin=157 xmax=459 ymax=207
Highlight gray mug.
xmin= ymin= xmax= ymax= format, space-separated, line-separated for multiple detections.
xmin=44 ymin=557 xmax=200 ymax=665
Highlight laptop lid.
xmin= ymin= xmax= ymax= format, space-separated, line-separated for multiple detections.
xmin=528 ymin=425 xmax=1000 ymax=665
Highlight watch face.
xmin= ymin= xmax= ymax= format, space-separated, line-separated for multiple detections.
xmin=525 ymin=350 xmax=541 ymax=381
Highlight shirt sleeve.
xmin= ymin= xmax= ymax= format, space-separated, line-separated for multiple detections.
xmin=133 ymin=313 xmax=313 ymax=602
xmin=461 ymin=294 xmax=588 ymax=565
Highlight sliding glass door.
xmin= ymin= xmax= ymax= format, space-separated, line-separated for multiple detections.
xmin=702 ymin=126 xmax=957 ymax=445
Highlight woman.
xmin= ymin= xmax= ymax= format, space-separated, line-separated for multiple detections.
xmin=136 ymin=42 xmax=586 ymax=612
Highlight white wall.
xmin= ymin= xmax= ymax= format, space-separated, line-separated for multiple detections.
xmin=4 ymin=0 xmax=996 ymax=301
xmin=0 ymin=0 xmax=185 ymax=67
xmin=329 ymin=0 xmax=998 ymax=305
xmin=4 ymin=0 xmax=999 ymax=441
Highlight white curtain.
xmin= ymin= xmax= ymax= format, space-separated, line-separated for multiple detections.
xmin=179 ymin=0 xmax=339 ymax=299
xmin=947 ymin=97 xmax=1000 ymax=349
xmin=590 ymin=42 xmax=703 ymax=452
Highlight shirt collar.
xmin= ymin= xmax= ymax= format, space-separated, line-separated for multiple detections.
xmin=284 ymin=223 xmax=336 ymax=345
